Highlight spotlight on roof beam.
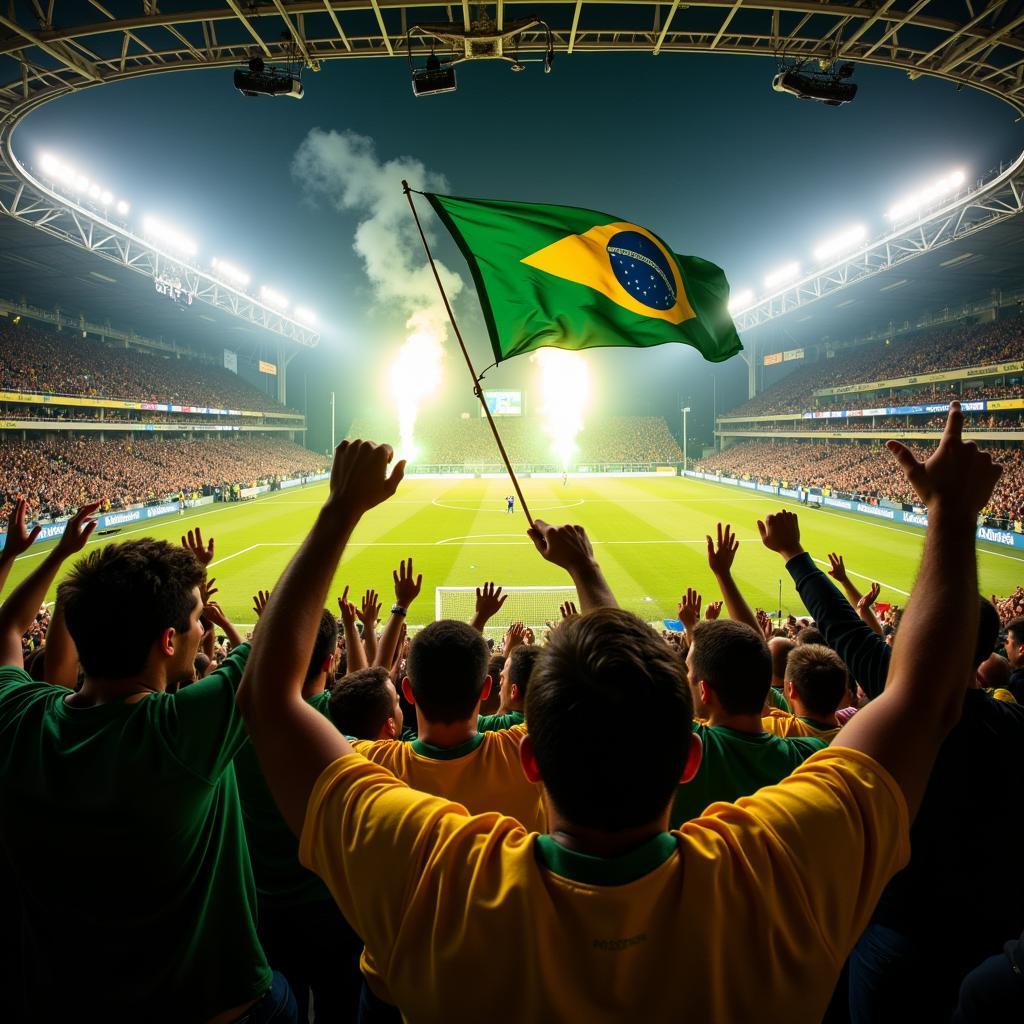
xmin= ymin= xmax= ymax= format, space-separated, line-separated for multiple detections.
xmin=211 ymin=258 xmax=251 ymax=288
xmin=294 ymin=306 xmax=317 ymax=326
xmin=412 ymin=54 xmax=457 ymax=97
xmin=813 ymin=224 xmax=867 ymax=261
xmin=260 ymin=286 xmax=289 ymax=310
xmin=728 ymin=289 xmax=754 ymax=313
xmin=886 ymin=169 xmax=966 ymax=221
xmin=772 ymin=65 xmax=857 ymax=106
xmin=143 ymin=215 xmax=198 ymax=257
xmin=234 ymin=56 xmax=303 ymax=99
xmin=764 ymin=263 xmax=800 ymax=289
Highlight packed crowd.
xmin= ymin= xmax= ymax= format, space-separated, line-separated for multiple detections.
xmin=1 ymin=408 xmax=1022 ymax=1024
xmin=0 ymin=324 xmax=295 ymax=413
xmin=346 ymin=414 xmax=682 ymax=466
xmin=698 ymin=440 xmax=1024 ymax=526
xmin=731 ymin=315 xmax=1024 ymax=418
xmin=0 ymin=404 xmax=273 ymax=427
xmin=734 ymin=411 xmax=1024 ymax=434
xmin=0 ymin=436 xmax=327 ymax=521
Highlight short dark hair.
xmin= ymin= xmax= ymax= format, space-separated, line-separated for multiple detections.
xmin=795 ymin=626 xmax=826 ymax=647
xmin=307 ymin=609 xmax=339 ymax=687
xmin=193 ymin=652 xmax=211 ymax=678
xmin=974 ymin=599 xmax=1000 ymax=669
xmin=329 ymin=667 xmax=394 ymax=739
xmin=480 ymin=654 xmax=505 ymax=715
xmin=507 ymin=645 xmax=541 ymax=698
xmin=58 ymin=539 xmax=204 ymax=678
xmin=786 ymin=644 xmax=848 ymax=718
xmin=406 ymin=620 xmax=489 ymax=724
xmin=1008 ymin=616 xmax=1024 ymax=645
xmin=690 ymin=619 xmax=771 ymax=716
xmin=768 ymin=636 xmax=795 ymax=681
xmin=527 ymin=608 xmax=693 ymax=832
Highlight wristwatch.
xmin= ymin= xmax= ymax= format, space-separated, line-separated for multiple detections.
xmin=391 ymin=604 xmax=408 ymax=616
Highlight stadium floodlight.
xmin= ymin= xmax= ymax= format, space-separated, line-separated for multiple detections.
xmin=886 ymin=169 xmax=966 ymax=221
xmin=728 ymin=289 xmax=754 ymax=313
xmin=763 ymin=263 xmax=800 ymax=289
xmin=813 ymin=224 xmax=867 ymax=261
xmin=260 ymin=286 xmax=289 ymax=310
xmin=294 ymin=306 xmax=317 ymax=326
xmin=100 ymin=190 xmax=113 ymax=206
xmin=143 ymin=215 xmax=198 ymax=257
xmin=211 ymin=257 xmax=251 ymax=288
xmin=115 ymin=200 xmax=130 ymax=216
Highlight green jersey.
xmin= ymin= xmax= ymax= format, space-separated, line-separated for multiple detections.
xmin=478 ymin=710 xmax=525 ymax=732
xmin=0 ymin=644 xmax=270 ymax=1021
xmin=768 ymin=687 xmax=791 ymax=712
xmin=671 ymin=723 xmax=826 ymax=828
xmin=234 ymin=688 xmax=335 ymax=908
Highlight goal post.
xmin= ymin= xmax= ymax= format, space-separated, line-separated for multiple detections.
xmin=435 ymin=586 xmax=580 ymax=637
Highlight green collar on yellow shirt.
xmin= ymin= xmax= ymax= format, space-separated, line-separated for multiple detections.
xmin=410 ymin=733 xmax=486 ymax=760
xmin=535 ymin=832 xmax=678 ymax=887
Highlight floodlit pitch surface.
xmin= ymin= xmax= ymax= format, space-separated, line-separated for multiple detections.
xmin=8 ymin=474 xmax=1024 ymax=628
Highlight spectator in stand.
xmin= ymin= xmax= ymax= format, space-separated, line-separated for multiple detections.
xmin=1005 ymin=617 xmax=1024 ymax=702
xmin=0 ymin=513 xmax=296 ymax=1021
xmin=237 ymin=421 xmax=998 ymax=1022
xmin=479 ymin=641 xmax=540 ymax=732
xmin=767 ymin=636 xmax=795 ymax=711
xmin=670 ymin=616 xmax=825 ymax=827
xmin=757 ymin=408 xmax=1024 ymax=1024
xmin=762 ymin=644 xmax=849 ymax=741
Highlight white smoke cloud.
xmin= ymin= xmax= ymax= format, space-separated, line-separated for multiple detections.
xmin=292 ymin=129 xmax=464 ymax=456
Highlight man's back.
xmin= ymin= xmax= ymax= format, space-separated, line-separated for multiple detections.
xmin=0 ymin=645 xmax=270 ymax=1021
xmin=874 ymin=689 xmax=1024 ymax=967
xmin=671 ymin=724 xmax=825 ymax=827
xmin=302 ymin=746 xmax=908 ymax=1023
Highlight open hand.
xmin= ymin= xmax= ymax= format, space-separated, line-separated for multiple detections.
xmin=357 ymin=589 xmax=381 ymax=629
xmin=757 ymin=510 xmax=803 ymax=561
xmin=706 ymin=523 xmax=739 ymax=577
xmin=475 ymin=581 xmax=507 ymax=621
xmin=55 ymin=502 xmax=100 ymax=558
xmin=393 ymin=558 xmax=422 ymax=607
xmin=328 ymin=439 xmax=406 ymax=520
xmin=182 ymin=528 xmax=215 ymax=566
xmin=678 ymin=588 xmax=702 ymax=632
xmin=1 ymin=497 xmax=41 ymax=561
xmin=826 ymin=553 xmax=850 ymax=585
xmin=528 ymin=520 xmax=596 ymax=572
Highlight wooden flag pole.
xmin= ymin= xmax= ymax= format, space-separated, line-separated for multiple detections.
xmin=402 ymin=181 xmax=534 ymax=528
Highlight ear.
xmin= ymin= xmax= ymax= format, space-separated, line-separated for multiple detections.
xmin=510 ymin=682 xmax=521 ymax=704
xmin=479 ymin=675 xmax=492 ymax=702
xmin=678 ymin=732 xmax=703 ymax=785
xmin=519 ymin=733 xmax=542 ymax=783
xmin=698 ymin=680 xmax=713 ymax=708
xmin=158 ymin=626 xmax=177 ymax=658
xmin=783 ymin=680 xmax=794 ymax=702
xmin=320 ymin=653 xmax=333 ymax=675
xmin=383 ymin=717 xmax=397 ymax=740
xmin=401 ymin=676 xmax=415 ymax=704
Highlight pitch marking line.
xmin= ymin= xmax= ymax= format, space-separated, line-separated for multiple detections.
xmin=431 ymin=498 xmax=585 ymax=514
xmin=811 ymin=558 xmax=911 ymax=597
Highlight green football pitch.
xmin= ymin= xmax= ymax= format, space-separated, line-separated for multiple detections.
xmin=7 ymin=474 xmax=1023 ymax=628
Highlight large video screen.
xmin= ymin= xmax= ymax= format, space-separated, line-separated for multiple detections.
xmin=482 ymin=390 xmax=522 ymax=417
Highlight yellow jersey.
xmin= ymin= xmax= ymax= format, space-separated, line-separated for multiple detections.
xmin=300 ymin=747 xmax=908 ymax=1023
xmin=351 ymin=726 xmax=545 ymax=832
xmin=762 ymin=707 xmax=841 ymax=742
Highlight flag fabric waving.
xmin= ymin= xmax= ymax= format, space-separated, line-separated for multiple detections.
xmin=425 ymin=192 xmax=743 ymax=365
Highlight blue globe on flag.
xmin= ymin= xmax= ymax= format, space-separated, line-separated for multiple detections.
xmin=606 ymin=230 xmax=677 ymax=311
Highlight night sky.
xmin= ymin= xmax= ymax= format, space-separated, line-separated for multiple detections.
xmin=13 ymin=53 xmax=1022 ymax=446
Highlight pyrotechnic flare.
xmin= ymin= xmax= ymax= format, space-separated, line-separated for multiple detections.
xmin=533 ymin=349 xmax=590 ymax=469
xmin=390 ymin=310 xmax=446 ymax=461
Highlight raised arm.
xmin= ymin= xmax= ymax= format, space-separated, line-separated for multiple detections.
xmin=759 ymin=512 xmax=892 ymax=698
xmin=828 ymin=553 xmax=884 ymax=636
xmin=469 ymin=581 xmax=508 ymax=634
xmin=528 ymin=519 xmax=617 ymax=611
xmin=0 ymin=504 xmax=98 ymax=667
xmin=338 ymin=587 xmax=368 ymax=674
xmin=832 ymin=404 xmax=1001 ymax=817
xmin=706 ymin=522 xmax=760 ymax=634
xmin=356 ymin=589 xmax=381 ymax=664
xmin=0 ymin=498 xmax=42 ymax=598
xmin=373 ymin=558 xmax=421 ymax=668
xmin=236 ymin=440 xmax=405 ymax=836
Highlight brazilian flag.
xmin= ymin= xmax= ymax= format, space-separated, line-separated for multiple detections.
xmin=425 ymin=192 xmax=743 ymax=364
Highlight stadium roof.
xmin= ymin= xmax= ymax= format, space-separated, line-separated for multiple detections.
xmin=741 ymin=211 xmax=1024 ymax=349
xmin=0 ymin=212 xmax=276 ymax=354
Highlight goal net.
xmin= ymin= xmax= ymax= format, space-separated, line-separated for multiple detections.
xmin=435 ymin=586 xmax=580 ymax=637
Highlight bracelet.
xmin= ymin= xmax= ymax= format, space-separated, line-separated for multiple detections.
xmin=391 ymin=604 xmax=408 ymax=617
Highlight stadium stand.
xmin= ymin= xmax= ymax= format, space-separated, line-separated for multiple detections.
xmin=0 ymin=436 xmax=327 ymax=521
xmin=726 ymin=314 xmax=1024 ymax=419
xmin=347 ymin=414 xmax=683 ymax=467
xmin=0 ymin=323 xmax=297 ymax=414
